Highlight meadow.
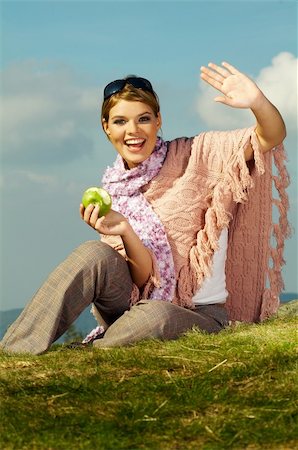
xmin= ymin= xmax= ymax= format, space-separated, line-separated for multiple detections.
xmin=0 ymin=301 xmax=297 ymax=450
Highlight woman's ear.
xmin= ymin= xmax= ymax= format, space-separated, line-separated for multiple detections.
xmin=102 ymin=122 xmax=111 ymax=141
xmin=102 ymin=119 xmax=111 ymax=138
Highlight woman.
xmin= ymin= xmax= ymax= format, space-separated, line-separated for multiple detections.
xmin=1 ymin=62 xmax=289 ymax=354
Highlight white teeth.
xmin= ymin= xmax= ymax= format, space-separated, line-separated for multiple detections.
xmin=125 ymin=139 xmax=144 ymax=145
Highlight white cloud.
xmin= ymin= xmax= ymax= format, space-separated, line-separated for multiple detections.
xmin=0 ymin=60 xmax=101 ymax=166
xmin=0 ymin=170 xmax=58 ymax=190
xmin=256 ymin=52 xmax=297 ymax=131
xmin=17 ymin=170 xmax=57 ymax=186
xmin=0 ymin=168 xmax=88 ymax=199
xmin=196 ymin=52 xmax=298 ymax=132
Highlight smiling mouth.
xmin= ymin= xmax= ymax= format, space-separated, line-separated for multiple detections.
xmin=125 ymin=138 xmax=146 ymax=151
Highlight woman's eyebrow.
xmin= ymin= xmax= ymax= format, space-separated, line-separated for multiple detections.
xmin=111 ymin=111 xmax=153 ymax=120
xmin=110 ymin=115 xmax=126 ymax=119
xmin=138 ymin=111 xmax=153 ymax=116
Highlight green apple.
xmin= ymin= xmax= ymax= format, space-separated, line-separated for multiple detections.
xmin=82 ymin=187 xmax=112 ymax=216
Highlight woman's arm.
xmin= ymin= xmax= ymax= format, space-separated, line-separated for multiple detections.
xmin=200 ymin=62 xmax=286 ymax=161
xmin=80 ymin=204 xmax=153 ymax=288
xmin=120 ymin=223 xmax=153 ymax=287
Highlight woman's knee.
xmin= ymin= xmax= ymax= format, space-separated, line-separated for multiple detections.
xmin=132 ymin=300 xmax=175 ymax=333
xmin=136 ymin=300 xmax=174 ymax=317
xmin=74 ymin=240 xmax=117 ymax=262
xmin=76 ymin=239 xmax=111 ymax=253
xmin=98 ymin=301 xmax=170 ymax=346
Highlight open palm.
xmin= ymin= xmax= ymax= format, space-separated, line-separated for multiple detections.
xmin=200 ymin=62 xmax=263 ymax=109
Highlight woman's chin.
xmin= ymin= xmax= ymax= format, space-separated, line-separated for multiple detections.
xmin=125 ymin=155 xmax=146 ymax=169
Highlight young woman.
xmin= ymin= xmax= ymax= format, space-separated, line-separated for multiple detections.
xmin=1 ymin=62 xmax=289 ymax=354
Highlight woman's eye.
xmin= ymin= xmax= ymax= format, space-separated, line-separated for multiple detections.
xmin=113 ymin=119 xmax=126 ymax=125
xmin=139 ymin=116 xmax=151 ymax=123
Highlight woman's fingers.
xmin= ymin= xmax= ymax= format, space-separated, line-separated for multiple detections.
xmin=81 ymin=203 xmax=106 ymax=232
xmin=221 ymin=61 xmax=241 ymax=75
xmin=79 ymin=203 xmax=85 ymax=219
xmin=200 ymin=69 xmax=222 ymax=91
xmin=200 ymin=62 xmax=241 ymax=92
xmin=207 ymin=62 xmax=230 ymax=79
xmin=83 ymin=204 xmax=93 ymax=222
xmin=200 ymin=64 xmax=227 ymax=91
xmin=82 ymin=203 xmax=100 ymax=227
xmin=201 ymin=65 xmax=222 ymax=81
xmin=89 ymin=205 xmax=100 ymax=227
xmin=205 ymin=61 xmax=240 ymax=77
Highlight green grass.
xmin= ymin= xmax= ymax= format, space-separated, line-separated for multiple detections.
xmin=0 ymin=302 xmax=297 ymax=450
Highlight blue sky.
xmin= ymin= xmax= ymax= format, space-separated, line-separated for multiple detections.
xmin=0 ymin=0 xmax=297 ymax=311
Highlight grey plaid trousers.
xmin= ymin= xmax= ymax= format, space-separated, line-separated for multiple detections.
xmin=1 ymin=241 xmax=228 ymax=355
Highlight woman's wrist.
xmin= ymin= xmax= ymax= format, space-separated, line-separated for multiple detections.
xmin=250 ymin=91 xmax=268 ymax=113
xmin=120 ymin=221 xmax=134 ymax=240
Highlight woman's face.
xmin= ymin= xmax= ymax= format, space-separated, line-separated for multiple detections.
xmin=103 ymin=100 xmax=162 ymax=169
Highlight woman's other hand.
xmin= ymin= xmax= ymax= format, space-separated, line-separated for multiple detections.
xmin=80 ymin=204 xmax=130 ymax=236
xmin=80 ymin=203 xmax=153 ymax=288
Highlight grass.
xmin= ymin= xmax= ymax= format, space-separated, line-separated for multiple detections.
xmin=0 ymin=301 xmax=297 ymax=450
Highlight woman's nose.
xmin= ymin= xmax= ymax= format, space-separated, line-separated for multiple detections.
xmin=127 ymin=120 xmax=138 ymax=133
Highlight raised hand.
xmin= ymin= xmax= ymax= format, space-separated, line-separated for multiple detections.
xmin=200 ymin=62 xmax=264 ymax=110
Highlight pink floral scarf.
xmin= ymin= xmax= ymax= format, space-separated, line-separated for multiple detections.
xmin=83 ymin=138 xmax=176 ymax=343
xmin=103 ymin=137 xmax=176 ymax=300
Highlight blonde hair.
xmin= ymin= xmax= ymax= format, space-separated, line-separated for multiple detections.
xmin=101 ymin=83 xmax=160 ymax=128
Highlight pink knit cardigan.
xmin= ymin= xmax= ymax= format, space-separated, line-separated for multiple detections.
xmin=100 ymin=127 xmax=290 ymax=323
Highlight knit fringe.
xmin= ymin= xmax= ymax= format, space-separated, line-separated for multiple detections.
xmin=90 ymin=304 xmax=109 ymax=330
xmin=175 ymin=128 xmax=266 ymax=310
xmin=260 ymin=144 xmax=291 ymax=320
xmin=129 ymin=284 xmax=141 ymax=306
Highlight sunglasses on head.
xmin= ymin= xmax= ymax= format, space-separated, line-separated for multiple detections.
xmin=103 ymin=77 xmax=154 ymax=101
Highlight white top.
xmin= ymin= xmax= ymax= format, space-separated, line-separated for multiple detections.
xmin=192 ymin=228 xmax=228 ymax=305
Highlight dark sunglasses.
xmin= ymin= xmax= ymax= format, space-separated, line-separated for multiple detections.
xmin=103 ymin=77 xmax=154 ymax=101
